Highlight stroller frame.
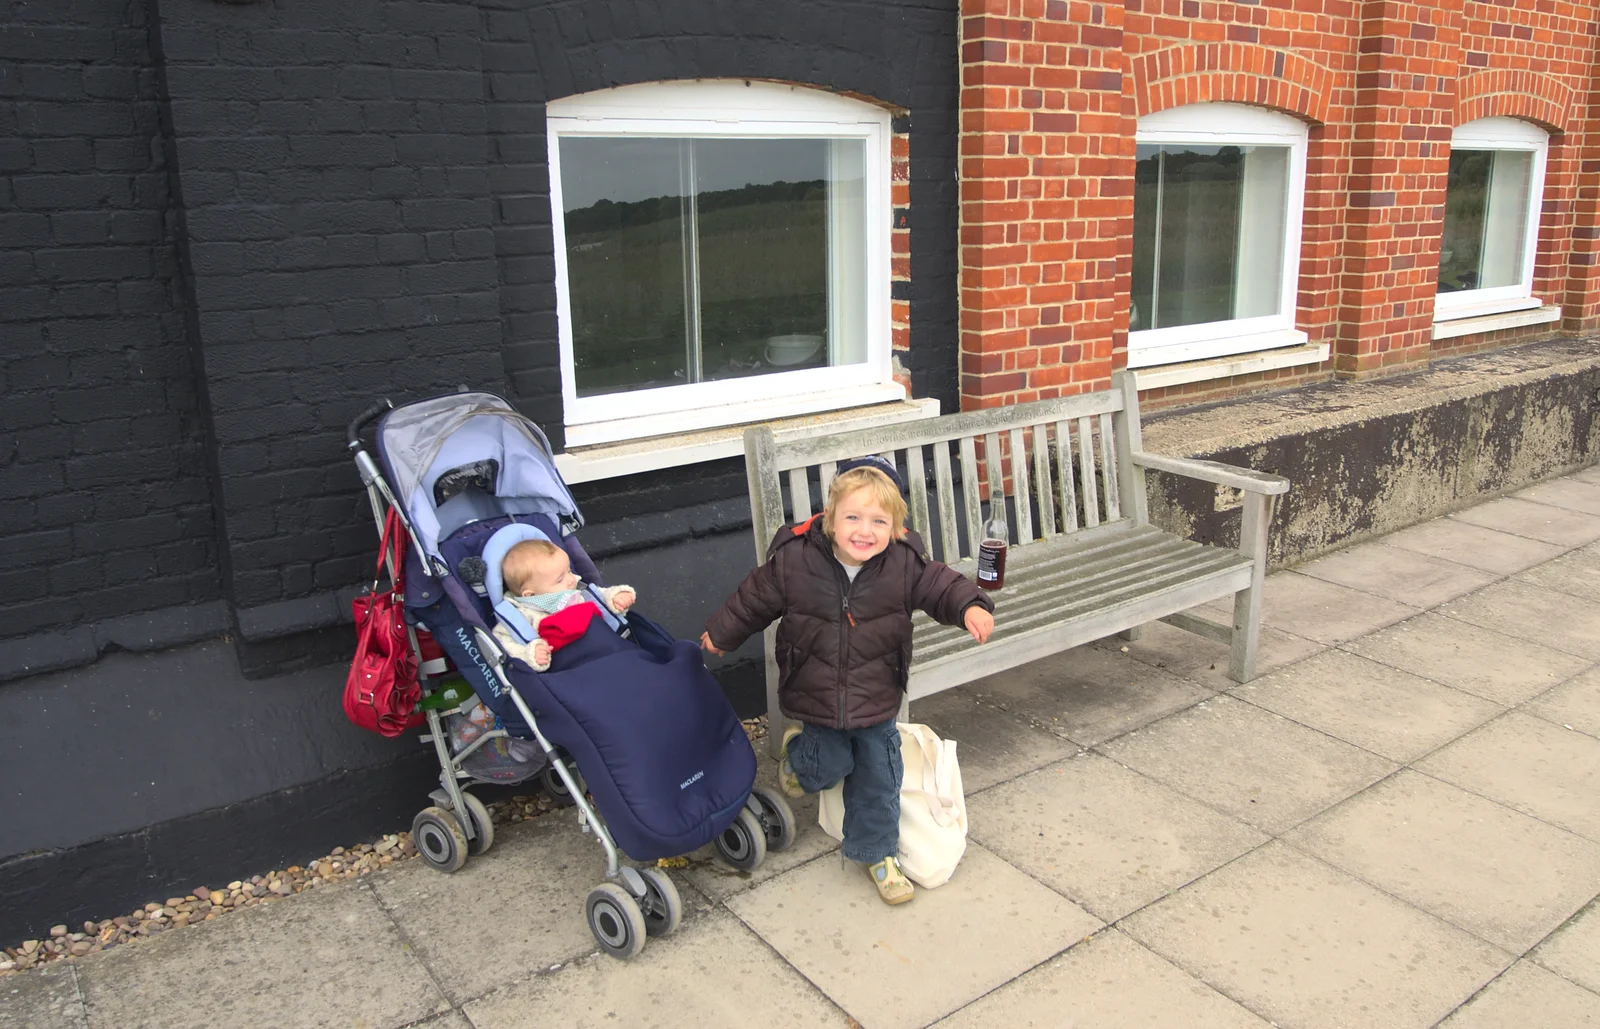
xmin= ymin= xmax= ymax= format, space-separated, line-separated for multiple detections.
xmin=344 ymin=397 xmax=786 ymax=959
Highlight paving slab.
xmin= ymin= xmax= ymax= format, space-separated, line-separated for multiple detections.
xmin=1575 ymin=464 xmax=1600 ymax=486
xmin=1237 ymin=571 xmax=1420 ymax=645
xmin=1526 ymin=665 xmax=1600 ymax=740
xmin=1293 ymin=542 xmax=1498 ymax=609
xmin=1381 ymin=518 xmax=1565 ymax=574
xmin=1286 ymin=770 xmax=1600 ymax=953
xmin=463 ymin=907 xmax=848 ymax=1029
xmin=0 ymin=965 xmax=85 ymax=1029
xmin=75 ymin=884 xmax=448 ymax=1029
xmin=682 ymin=782 xmax=841 ymax=903
xmin=1438 ymin=579 xmax=1600 ymax=659
xmin=1533 ymin=900 xmax=1600 ymax=994
xmin=1417 ymin=712 xmax=1600 ymax=844
xmin=408 ymin=1014 xmax=475 ymax=1029
xmin=967 ymin=753 xmax=1267 ymax=923
xmin=1122 ymin=842 xmax=1510 ymax=1029
xmin=1451 ymin=496 xmax=1600 ymax=547
xmin=964 ymin=643 xmax=1210 ymax=747
xmin=1437 ymin=960 xmax=1600 ymax=1028
xmin=1516 ymin=540 xmax=1600 ymax=601
xmin=1230 ymin=649 xmax=1502 ymax=763
xmin=1514 ymin=477 xmax=1600 ymax=517
xmin=1098 ymin=617 xmax=1327 ymax=693
xmin=931 ymin=928 xmax=1272 ymax=1029
xmin=371 ymin=813 xmax=623 ymax=1002
xmin=727 ymin=843 xmax=1100 ymax=1029
xmin=1097 ymin=695 xmax=1398 ymax=834
xmin=907 ymin=685 xmax=1078 ymax=795
xmin=1344 ymin=612 xmax=1593 ymax=706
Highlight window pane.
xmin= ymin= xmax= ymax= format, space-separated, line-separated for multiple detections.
xmin=1129 ymin=144 xmax=1289 ymax=333
xmin=694 ymin=138 xmax=840 ymax=382
xmin=1130 ymin=145 xmax=1160 ymax=332
xmin=559 ymin=138 xmax=691 ymax=398
xmin=559 ymin=135 xmax=867 ymax=398
xmin=1441 ymin=148 xmax=1532 ymax=294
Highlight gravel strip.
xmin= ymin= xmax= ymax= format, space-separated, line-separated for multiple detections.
xmin=0 ymin=715 xmax=770 ymax=976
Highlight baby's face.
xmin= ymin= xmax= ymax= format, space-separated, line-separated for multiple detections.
xmin=519 ymin=549 xmax=579 ymax=596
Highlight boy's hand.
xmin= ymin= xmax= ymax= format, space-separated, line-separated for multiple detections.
xmin=532 ymin=640 xmax=553 ymax=666
xmin=699 ymin=632 xmax=726 ymax=656
xmin=612 ymin=587 xmax=635 ymax=612
xmin=964 ymin=607 xmax=994 ymax=644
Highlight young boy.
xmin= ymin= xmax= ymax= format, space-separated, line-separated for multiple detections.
xmin=701 ymin=457 xmax=994 ymax=905
xmin=494 ymin=539 xmax=635 ymax=671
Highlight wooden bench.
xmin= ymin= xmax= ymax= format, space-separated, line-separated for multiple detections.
xmin=742 ymin=370 xmax=1290 ymax=754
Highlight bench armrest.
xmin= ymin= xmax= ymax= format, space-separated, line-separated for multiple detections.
xmin=1130 ymin=451 xmax=1290 ymax=496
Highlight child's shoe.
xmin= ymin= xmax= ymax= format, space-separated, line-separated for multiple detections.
xmin=777 ymin=724 xmax=805 ymax=799
xmin=868 ymin=856 xmax=915 ymax=905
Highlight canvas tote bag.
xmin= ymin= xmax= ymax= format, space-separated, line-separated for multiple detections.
xmin=818 ymin=722 xmax=968 ymax=888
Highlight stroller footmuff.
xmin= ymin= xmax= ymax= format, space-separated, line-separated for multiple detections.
xmin=345 ymin=391 xmax=795 ymax=960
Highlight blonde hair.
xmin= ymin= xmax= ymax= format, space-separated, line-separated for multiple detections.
xmin=823 ymin=467 xmax=908 ymax=536
xmin=501 ymin=538 xmax=564 ymax=595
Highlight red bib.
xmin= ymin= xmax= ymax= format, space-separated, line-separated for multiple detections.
xmin=536 ymin=601 xmax=601 ymax=650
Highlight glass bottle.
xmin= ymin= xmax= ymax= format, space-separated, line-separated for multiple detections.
xmin=976 ymin=508 xmax=1008 ymax=590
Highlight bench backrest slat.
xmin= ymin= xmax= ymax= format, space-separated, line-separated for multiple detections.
xmin=747 ymin=381 xmax=1143 ymax=565
xmin=1032 ymin=424 xmax=1056 ymax=537
xmin=1077 ymin=415 xmax=1100 ymax=528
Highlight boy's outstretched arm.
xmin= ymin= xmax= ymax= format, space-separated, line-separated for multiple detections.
xmin=912 ymin=557 xmax=996 ymax=643
xmin=703 ymin=557 xmax=787 ymax=655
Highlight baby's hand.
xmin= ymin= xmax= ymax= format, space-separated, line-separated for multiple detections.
xmin=964 ymin=607 xmax=994 ymax=645
xmin=699 ymin=632 xmax=726 ymax=657
xmin=611 ymin=587 xmax=636 ymax=612
xmin=532 ymin=639 xmax=553 ymax=666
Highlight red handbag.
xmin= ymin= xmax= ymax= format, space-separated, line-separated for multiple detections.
xmin=343 ymin=509 xmax=424 ymax=737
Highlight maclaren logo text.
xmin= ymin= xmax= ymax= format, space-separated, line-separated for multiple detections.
xmin=679 ymin=770 xmax=705 ymax=790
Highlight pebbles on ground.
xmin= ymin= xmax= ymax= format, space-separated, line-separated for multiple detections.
xmin=0 ymin=714 xmax=770 ymax=976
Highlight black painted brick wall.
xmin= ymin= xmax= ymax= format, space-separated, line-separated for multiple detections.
xmin=0 ymin=0 xmax=218 ymax=644
xmin=155 ymin=0 xmax=511 ymax=612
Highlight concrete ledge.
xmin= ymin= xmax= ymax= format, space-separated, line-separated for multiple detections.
xmin=1141 ymin=336 xmax=1600 ymax=566
xmin=0 ymin=601 xmax=231 ymax=684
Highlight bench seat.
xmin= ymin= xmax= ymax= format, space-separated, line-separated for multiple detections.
xmin=907 ymin=522 xmax=1252 ymax=698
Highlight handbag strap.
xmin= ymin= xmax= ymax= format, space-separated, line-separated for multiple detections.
xmin=373 ymin=509 xmax=408 ymax=592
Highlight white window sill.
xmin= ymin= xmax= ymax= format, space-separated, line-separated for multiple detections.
xmin=555 ymin=396 xmax=941 ymax=484
xmin=1127 ymin=328 xmax=1309 ymax=369
xmin=1432 ymin=304 xmax=1561 ymax=340
xmin=1131 ymin=339 xmax=1327 ymax=391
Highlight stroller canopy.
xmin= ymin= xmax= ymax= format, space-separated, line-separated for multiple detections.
xmin=377 ymin=393 xmax=582 ymax=561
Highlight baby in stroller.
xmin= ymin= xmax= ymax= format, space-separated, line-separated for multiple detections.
xmin=494 ymin=538 xmax=637 ymax=671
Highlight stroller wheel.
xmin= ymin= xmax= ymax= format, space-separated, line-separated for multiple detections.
xmin=459 ymin=791 xmax=495 ymax=856
xmin=540 ymin=763 xmax=581 ymax=808
xmin=750 ymin=785 xmax=797 ymax=853
xmin=412 ymin=806 xmax=468 ymax=873
xmin=585 ymin=883 xmax=647 ymax=960
xmin=713 ymin=807 xmax=768 ymax=872
xmin=637 ymin=867 xmax=682 ymax=938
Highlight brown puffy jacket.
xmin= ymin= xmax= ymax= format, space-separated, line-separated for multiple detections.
xmin=705 ymin=515 xmax=994 ymax=730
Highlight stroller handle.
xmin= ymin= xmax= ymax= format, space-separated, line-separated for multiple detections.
xmin=346 ymin=399 xmax=393 ymax=450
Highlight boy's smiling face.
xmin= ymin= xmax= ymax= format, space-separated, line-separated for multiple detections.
xmin=828 ymin=486 xmax=895 ymax=566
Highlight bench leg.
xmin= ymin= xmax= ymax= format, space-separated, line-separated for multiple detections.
xmin=1228 ymin=492 xmax=1271 ymax=684
xmin=763 ymin=626 xmax=787 ymax=758
xmin=1118 ymin=625 xmax=1144 ymax=642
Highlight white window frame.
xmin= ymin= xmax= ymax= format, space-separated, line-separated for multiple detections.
xmin=547 ymin=81 xmax=897 ymax=448
xmin=1434 ymin=116 xmax=1549 ymax=323
xmin=1129 ymin=103 xmax=1309 ymax=369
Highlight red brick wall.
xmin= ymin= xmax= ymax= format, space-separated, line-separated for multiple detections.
xmin=955 ymin=0 xmax=1600 ymax=412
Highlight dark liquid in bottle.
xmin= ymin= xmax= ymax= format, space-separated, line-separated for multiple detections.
xmin=976 ymin=538 xmax=1007 ymax=590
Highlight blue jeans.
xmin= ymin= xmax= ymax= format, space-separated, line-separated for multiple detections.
xmin=788 ymin=718 xmax=902 ymax=864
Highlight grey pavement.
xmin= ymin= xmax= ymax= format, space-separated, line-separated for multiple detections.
xmin=8 ymin=467 xmax=1600 ymax=1028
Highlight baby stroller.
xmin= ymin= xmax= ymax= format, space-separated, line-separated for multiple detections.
xmin=344 ymin=391 xmax=796 ymax=959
